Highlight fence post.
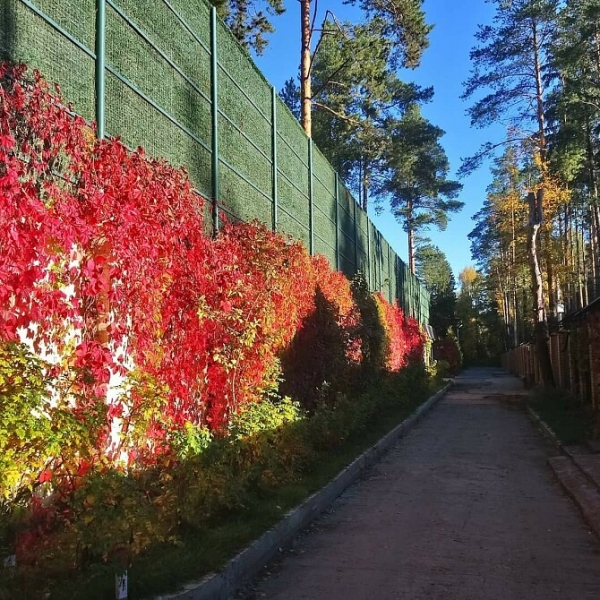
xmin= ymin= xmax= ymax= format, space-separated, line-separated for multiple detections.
xmin=308 ymin=139 xmax=314 ymax=255
xmin=378 ymin=234 xmax=382 ymax=292
xmin=271 ymin=86 xmax=278 ymax=232
xmin=367 ymin=217 xmax=371 ymax=289
xmin=394 ymin=252 xmax=404 ymax=312
xmin=353 ymin=200 xmax=358 ymax=276
xmin=210 ymin=7 xmax=220 ymax=234
xmin=335 ymin=173 xmax=340 ymax=271
xmin=408 ymin=267 xmax=412 ymax=316
xmin=375 ymin=231 xmax=379 ymax=291
xmin=95 ymin=0 xmax=105 ymax=139
xmin=388 ymin=243 xmax=392 ymax=303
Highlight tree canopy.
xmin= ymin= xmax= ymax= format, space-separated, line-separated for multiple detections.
xmin=415 ymin=245 xmax=457 ymax=337
xmin=210 ymin=0 xmax=285 ymax=54
xmin=377 ymin=106 xmax=463 ymax=272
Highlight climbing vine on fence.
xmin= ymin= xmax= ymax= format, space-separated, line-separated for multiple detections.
xmin=0 ymin=62 xmax=424 ymax=503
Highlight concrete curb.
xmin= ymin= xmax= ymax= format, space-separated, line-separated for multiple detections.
xmin=156 ymin=382 xmax=453 ymax=600
xmin=548 ymin=456 xmax=600 ymax=540
xmin=526 ymin=406 xmax=562 ymax=452
xmin=528 ymin=406 xmax=600 ymax=542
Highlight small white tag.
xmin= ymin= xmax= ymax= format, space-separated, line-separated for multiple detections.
xmin=115 ymin=571 xmax=128 ymax=599
xmin=3 ymin=555 xmax=16 ymax=568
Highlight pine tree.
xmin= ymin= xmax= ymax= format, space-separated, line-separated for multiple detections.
xmin=298 ymin=0 xmax=430 ymax=138
xmin=415 ymin=245 xmax=457 ymax=337
xmin=377 ymin=106 xmax=462 ymax=273
xmin=309 ymin=19 xmax=432 ymax=208
xmin=461 ymin=0 xmax=559 ymax=173
xmin=279 ymin=77 xmax=301 ymax=120
xmin=211 ymin=0 xmax=285 ymax=55
xmin=462 ymin=0 xmax=560 ymax=385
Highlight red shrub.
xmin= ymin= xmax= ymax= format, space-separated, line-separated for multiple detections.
xmin=374 ymin=294 xmax=425 ymax=371
xmin=433 ymin=335 xmax=461 ymax=374
xmin=0 ymin=63 xmax=425 ymax=478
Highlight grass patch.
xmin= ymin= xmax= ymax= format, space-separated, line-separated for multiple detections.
xmin=528 ymin=387 xmax=594 ymax=445
xmin=5 ymin=368 xmax=442 ymax=600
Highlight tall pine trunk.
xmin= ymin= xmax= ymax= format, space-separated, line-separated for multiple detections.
xmin=528 ymin=191 xmax=555 ymax=387
xmin=407 ymin=198 xmax=416 ymax=274
xmin=300 ymin=0 xmax=312 ymax=136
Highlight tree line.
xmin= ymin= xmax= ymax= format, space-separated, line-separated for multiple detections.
xmin=415 ymin=0 xmax=600 ymax=375
xmin=461 ymin=0 xmax=600 ymax=382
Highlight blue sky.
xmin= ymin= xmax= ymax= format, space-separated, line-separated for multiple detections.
xmin=252 ymin=0 xmax=504 ymax=280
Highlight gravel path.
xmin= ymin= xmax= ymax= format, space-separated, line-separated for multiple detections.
xmin=240 ymin=368 xmax=600 ymax=600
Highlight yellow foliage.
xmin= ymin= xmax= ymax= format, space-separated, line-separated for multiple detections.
xmin=533 ymin=153 xmax=572 ymax=221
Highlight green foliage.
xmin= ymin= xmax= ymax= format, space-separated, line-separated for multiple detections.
xmin=280 ymin=287 xmax=352 ymax=410
xmin=229 ymin=396 xmax=301 ymax=438
xmin=345 ymin=0 xmax=432 ymax=69
xmin=529 ymin=387 xmax=594 ymax=444
xmin=67 ymin=469 xmax=178 ymax=566
xmin=278 ymin=77 xmax=301 ymax=120
xmin=455 ymin=268 xmax=505 ymax=365
xmin=350 ymin=273 xmax=387 ymax=377
xmin=415 ymin=245 xmax=457 ymax=337
xmin=308 ymin=12 xmax=433 ymax=208
xmin=210 ymin=0 xmax=285 ymax=55
xmin=171 ymin=423 xmax=213 ymax=460
xmin=0 ymin=343 xmax=104 ymax=502
xmin=377 ymin=106 xmax=463 ymax=258
xmin=431 ymin=359 xmax=451 ymax=380
xmin=0 ymin=343 xmax=53 ymax=499
xmin=460 ymin=0 xmax=559 ymax=173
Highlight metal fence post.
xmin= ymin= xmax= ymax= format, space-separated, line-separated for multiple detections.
xmin=353 ymin=200 xmax=358 ymax=276
xmin=335 ymin=173 xmax=340 ymax=271
xmin=376 ymin=232 xmax=380 ymax=291
xmin=271 ymin=86 xmax=278 ymax=232
xmin=394 ymin=254 xmax=399 ymax=305
xmin=308 ymin=138 xmax=314 ymax=255
xmin=367 ymin=217 xmax=371 ymax=290
xmin=210 ymin=7 xmax=219 ymax=234
xmin=410 ymin=271 xmax=415 ymax=318
xmin=388 ymin=243 xmax=392 ymax=303
xmin=95 ymin=0 xmax=105 ymax=139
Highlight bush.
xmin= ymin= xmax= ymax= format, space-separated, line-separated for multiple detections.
xmin=529 ymin=387 xmax=594 ymax=444
xmin=432 ymin=333 xmax=462 ymax=374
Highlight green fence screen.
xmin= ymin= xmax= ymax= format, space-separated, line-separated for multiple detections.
xmin=0 ymin=0 xmax=430 ymax=324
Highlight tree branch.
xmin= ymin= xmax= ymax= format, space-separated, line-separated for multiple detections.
xmin=312 ymin=101 xmax=362 ymax=124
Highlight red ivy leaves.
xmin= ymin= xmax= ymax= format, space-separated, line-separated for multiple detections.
xmin=1 ymin=63 xmax=424 ymax=475
xmin=375 ymin=293 xmax=425 ymax=371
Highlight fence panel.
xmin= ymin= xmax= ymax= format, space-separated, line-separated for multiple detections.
xmin=355 ymin=206 xmax=369 ymax=276
xmin=0 ymin=0 xmax=96 ymax=118
xmin=312 ymin=145 xmax=338 ymax=267
xmin=276 ymin=102 xmax=311 ymax=248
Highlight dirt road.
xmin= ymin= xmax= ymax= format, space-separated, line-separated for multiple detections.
xmin=241 ymin=368 xmax=600 ymax=599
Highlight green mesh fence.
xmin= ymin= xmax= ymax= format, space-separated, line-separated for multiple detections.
xmin=276 ymin=101 xmax=310 ymax=248
xmin=0 ymin=0 xmax=96 ymax=119
xmin=312 ymin=145 xmax=337 ymax=267
xmin=0 ymin=0 xmax=429 ymax=324
xmin=337 ymin=182 xmax=357 ymax=278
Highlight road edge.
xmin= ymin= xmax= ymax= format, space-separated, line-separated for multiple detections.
xmin=156 ymin=381 xmax=453 ymax=600
xmin=526 ymin=405 xmax=562 ymax=452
